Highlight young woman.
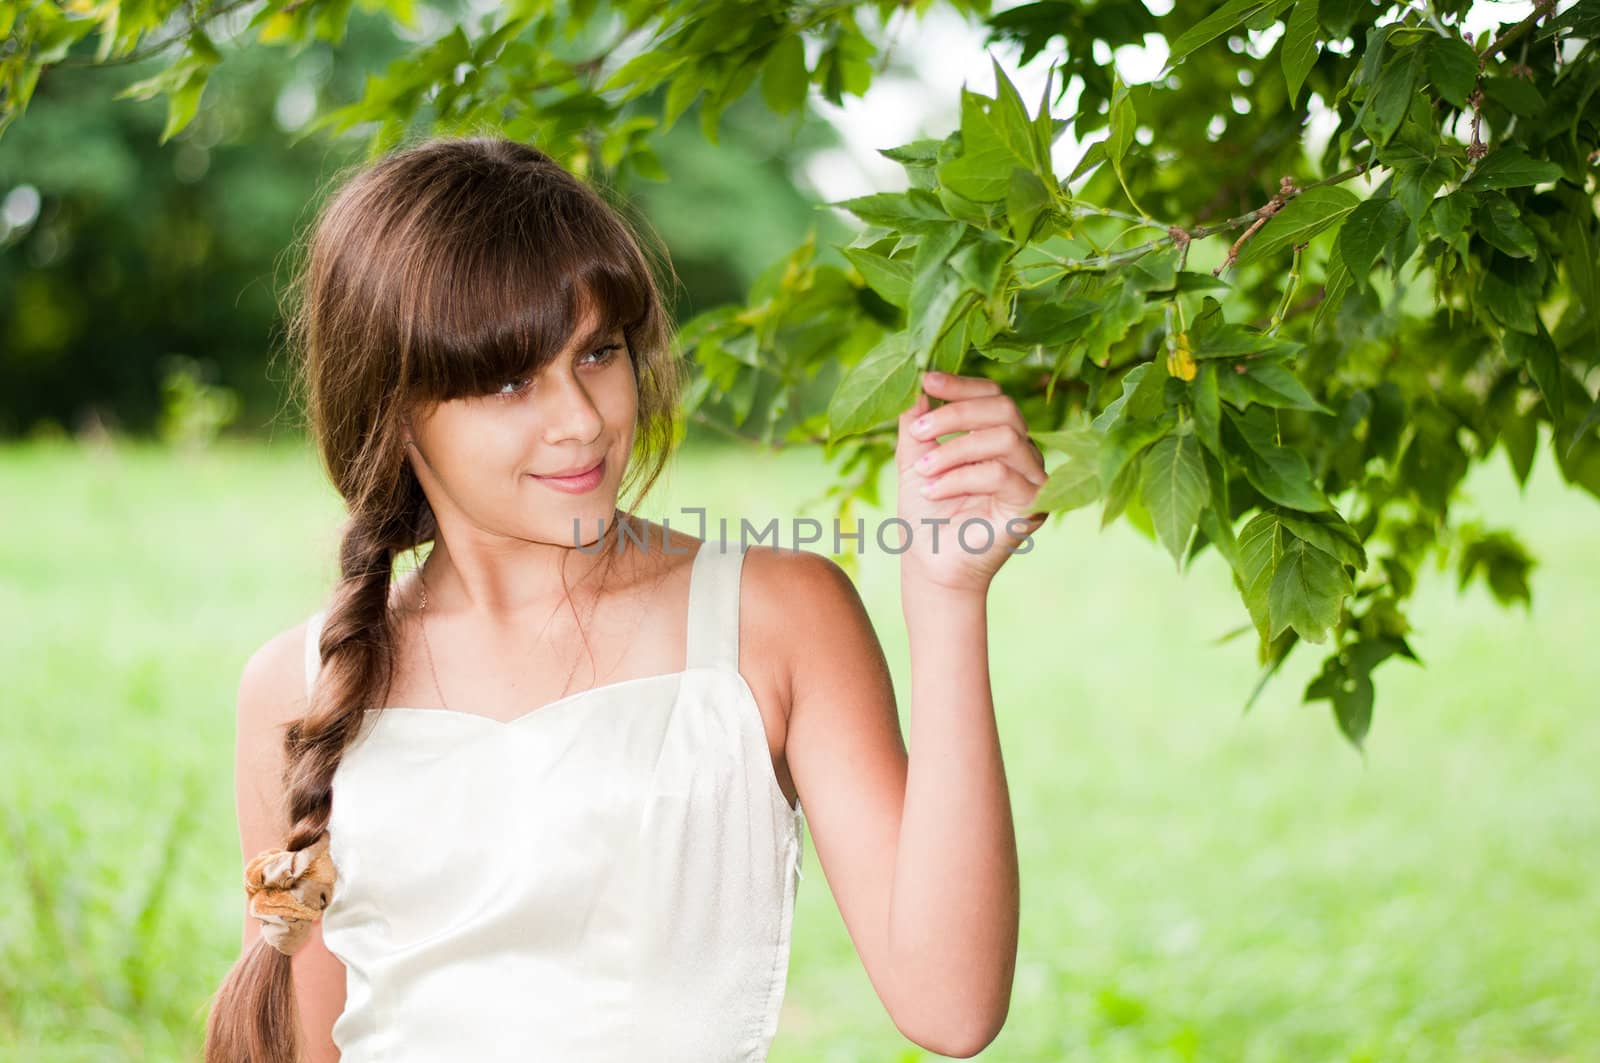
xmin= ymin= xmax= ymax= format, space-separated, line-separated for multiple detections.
xmin=206 ymin=134 xmax=1048 ymax=1063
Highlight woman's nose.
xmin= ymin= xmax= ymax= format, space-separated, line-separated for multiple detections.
xmin=537 ymin=370 xmax=605 ymax=444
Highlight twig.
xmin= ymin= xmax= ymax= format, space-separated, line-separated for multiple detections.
xmin=56 ymin=0 xmax=258 ymax=67
xmin=1213 ymin=175 xmax=1298 ymax=276
xmin=1268 ymin=243 xmax=1306 ymax=335
xmin=1478 ymin=0 xmax=1556 ymax=60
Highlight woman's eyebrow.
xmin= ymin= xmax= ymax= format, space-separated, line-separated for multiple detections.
xmin=565 ymin=319 xmax=622 ymax=355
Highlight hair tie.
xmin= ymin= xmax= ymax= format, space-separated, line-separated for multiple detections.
xmin=244 ymin=832 xmax=337 ymax=957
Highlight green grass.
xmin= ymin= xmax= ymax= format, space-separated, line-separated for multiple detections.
xmin=1 ymin=431 xmax=1597 ymax=1062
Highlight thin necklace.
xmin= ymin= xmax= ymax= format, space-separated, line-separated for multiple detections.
xmin=414 ymin=562 xmax=607 ymax=714
xmin=415 ymin=573 xmax=451 ymax=712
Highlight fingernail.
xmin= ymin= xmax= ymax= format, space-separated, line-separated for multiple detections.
xmin=913 ymin=416 xmax=929 ymax=432
xmin=917 ymin=452 xmax=932 ymax=467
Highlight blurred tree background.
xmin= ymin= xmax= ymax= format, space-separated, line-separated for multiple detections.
xmin=0 ymin=0 xmax=851 ymax=440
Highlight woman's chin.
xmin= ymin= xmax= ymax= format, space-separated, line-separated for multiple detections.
xmin=537 ymin=501 xmax=622 ymax=548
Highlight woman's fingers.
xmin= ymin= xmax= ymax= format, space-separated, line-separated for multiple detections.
xmin=908 ymin=393 xmax=1026 ymax=442
xmin=919 ymin=457 xmax=1044 ymax=507
xmin=915 ymin=423 xmax=1046 ymax=487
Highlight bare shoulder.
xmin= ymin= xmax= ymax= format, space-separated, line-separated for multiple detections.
xmin=739 ymin=545 xmax=881 ymax=698
xmin=237 ymin=617 xmax=314 ymax=738
xmin=736 ymin=544 xmax=889 ymax=726
xmin=740 ymin=544 xmax=861 ymax=620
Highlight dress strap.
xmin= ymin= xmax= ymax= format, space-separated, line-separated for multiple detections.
xmin=304 ymin=608 xmax=326 ymax=700
xmin=683 ymin=539 xmax=747 ymax=673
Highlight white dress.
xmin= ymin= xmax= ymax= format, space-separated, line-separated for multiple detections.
xmin=303 ymin=539 xmax=807 ymax=1061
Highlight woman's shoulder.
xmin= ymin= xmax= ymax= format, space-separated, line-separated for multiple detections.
xmin=740 ymin=541 xmax=856 ymax=606
xmin=738 ymin=543 xmax=874 ymax=689
xmin=237 ymin=613 xmax=320 ymax=729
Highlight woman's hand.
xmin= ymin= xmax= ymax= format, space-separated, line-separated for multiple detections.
xmin=894 ymin=370 xmax=1048 ymax=595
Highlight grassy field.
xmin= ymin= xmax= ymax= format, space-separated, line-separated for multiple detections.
xmin=2 ymin=431 xmax=1597 ymax=1062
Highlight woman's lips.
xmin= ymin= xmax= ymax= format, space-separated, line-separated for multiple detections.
xmin=530 ymin=456 xmax=606 ymax=494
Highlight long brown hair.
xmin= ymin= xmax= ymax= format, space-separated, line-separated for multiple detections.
xmin=203 ymin=133 xmax=683 ymax=1062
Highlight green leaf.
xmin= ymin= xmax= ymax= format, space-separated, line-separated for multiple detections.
xmin=1168 ymin=0 xmax=1295 ymax=65
xmin=159 ymin=67 xmax=211 ymax=144
xmin=1483 ymin=75 xmax=1545 ymax=118
xmin=1030 ymin=429 xmax=1103 ymax=513
xmin=1079 ymin=278 xmax=1148 ymax=369
xmin=1475 ymin=194 xmax=1538 ymax=259
xmin=1099 ymin=411 xmax=1175 ymax=493
xmin=1305 ymin=652 xmax=1376 ymax=747
xmin=1126 ymin=350 xmax=1173 ymax=421
xmin=1218 ymin=360 xmax=1336 ymax=414
xmin=760 ymin=33 xmax=809 ymax=115
xmin=1226 ymin=406 xmax=1331 ymax=512
xmin=1191 ymin=361 xmax=1223 ymax=458
xmin=1504 ymin=323 xmax=1565 ymax=421
xmin=1314 ymin=239 xmax=1352 ymax=334
xmin=908 ymin=222 xmax=969 ymax=358
xmin=827 ymin=332 xmax=919 ymax=438
xmin=842 ymin=247 xmax=912 ymax=307
xmin=1456 ymin=528 xmax=1536 ymax=607
xmin=1338 ymin=195 xmax=1409 ymax=290
xmin=1142 ymin=432 xmax=1211 ymax=564
xmin=1361 ymin=47 xmax=1420 ymax=148
xmin=1464 ymin=146 xmax=1564 ymax=190
xmin=948 ymin=231 xmax=1011 ymax=301
xmin=929 ymin=304 xmax=974 ymax=375
xmin=1195 ymin=444 xmax=1240 ymax=571
xmin=1317 ymin=0 xmax=1365 ymax=37
xmin=601 ymin=49 xmax=679 ymax=96
xmin=1282 ymin=0 xmax=1320 ymax=105
xmin=1235 ymin=186 xmax=1361 ymax=270
xmin=1128 ymin=247 xmax=1180 ymax=292
xmin=1561 ymin=193 xmax=1600 ymax=335
xmin=663 ymin=71 xmax=701 ymax=133
xmin=1006 ymin=167 xmax=1051 ymax=243
xmin=1100 ymin=452 xmax=1144 ymax=529
xmin=1270 ymin=535 xmax=1349 ymax=644
xmin=989 ymin=56 xmax=1037 ymax=167
xmin=1104 ymin=72 xmax=1145 ymax=215
xmin=1031 ymin=62 xmax=1061 ymax=181
xmin=1422 ymin=36 xmax=1479 ymax=108
xmin=1191 ymin=322 xmax=1307 ymax=361
xmin=1566 ymin=392 xmax=1600 ymax=465
xmin=1394 ymin=156 xmax=1455 ymax=223
xmin=1106 ymin=74 xmax=1135 ymax=165
xmin=1430 ymin=190 xmax=1475 ymax=248
xmin=1276 ymin=508 xmax=1368 ymax=570
xmin=998 ymin=295 xmax=1100 ymax=347
xmin=832 ymin=189 xmax=952 ymax=235
xmin=939 ymin=85 xmax=1032 ymax=202
xmin=1478 ymin=254 xmax=1542 ymax=334
xmin=1239 ymin=512 xmax=1351 ymax=645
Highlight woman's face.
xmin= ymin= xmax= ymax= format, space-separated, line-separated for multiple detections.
xmin=404 ymin=299 xmax=637 ymax=548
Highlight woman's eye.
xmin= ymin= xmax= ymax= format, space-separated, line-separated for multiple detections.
xmin=494 ymin=344 xmax=619 ymax=398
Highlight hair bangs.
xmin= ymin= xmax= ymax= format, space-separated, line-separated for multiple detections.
xmin=401 ymin=182 xmax=655 ymax=404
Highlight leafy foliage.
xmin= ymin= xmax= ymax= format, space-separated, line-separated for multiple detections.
xmin=9 ymin=0 xmax=1599 ymax=746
